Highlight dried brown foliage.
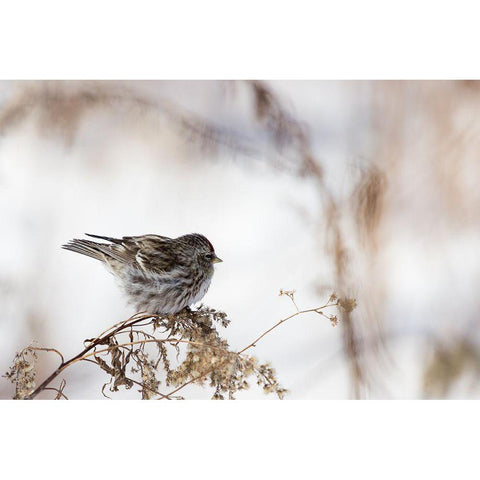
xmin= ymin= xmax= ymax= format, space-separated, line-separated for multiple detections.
xmin=369 ymin=81 xmax=480 ymax=397
xmin=0 ymin=81 xmax=250 ymax=155
xmin=371 ymin=80 xmax=480 ymax=229
xmin=4 ymin=293 xmax=350 ymax=400
xmin=353 ymin=165 xmax=387 ymax=250
xmin=422 ymin=338 xmax=480 ymax=399
xmin=247 ymin=81 xmax=322 ymax=178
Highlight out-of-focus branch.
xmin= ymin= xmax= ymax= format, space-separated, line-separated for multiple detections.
xmin=0 ymin=82 xmax=253 ymax=155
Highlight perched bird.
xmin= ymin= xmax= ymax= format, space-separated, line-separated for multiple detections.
xmin=62 ymin=233 xmax=222 ymax=314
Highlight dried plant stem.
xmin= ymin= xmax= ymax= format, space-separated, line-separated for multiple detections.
xmin=238 ymin=302 xmax=337 ymax=355
xmin=24 ymin=314 xmax=154 ymax=400
xmin=14 ymin=294 xmax=345 ymax=400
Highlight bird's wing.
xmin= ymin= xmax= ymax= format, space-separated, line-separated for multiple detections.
xmin=65 ymin=234 xmax=178 ymax=275
xmin=120 ymin=235 xmax=178 ymax=274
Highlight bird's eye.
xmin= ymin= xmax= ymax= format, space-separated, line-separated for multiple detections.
xmin=205 ymin=253 xmax=213 ymax=260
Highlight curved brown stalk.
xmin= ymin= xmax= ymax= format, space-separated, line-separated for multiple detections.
xmin=25 ymin=313 xmax=155 ymax=400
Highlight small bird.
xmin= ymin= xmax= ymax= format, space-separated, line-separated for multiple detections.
xmin=62 ymin=233 xmax=222 ymax=314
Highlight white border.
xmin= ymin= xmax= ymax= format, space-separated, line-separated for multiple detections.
xmin=1 ymin=401 xmax=477 ymax=477
xmin=0 ymin=1 xmax=478 ymax=78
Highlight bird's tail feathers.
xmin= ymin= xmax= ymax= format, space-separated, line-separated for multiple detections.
xmin=62 ymin=239 xmax=107 ymax=262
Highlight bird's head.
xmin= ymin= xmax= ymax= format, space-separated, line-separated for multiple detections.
xmin=181 ymin=233 xmax=223 ymax=269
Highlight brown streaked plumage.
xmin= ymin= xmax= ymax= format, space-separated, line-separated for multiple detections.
xmin=62 ymin=233 xmax=222 ymax=314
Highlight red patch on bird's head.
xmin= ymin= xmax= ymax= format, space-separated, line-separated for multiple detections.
xmin=206 ymin=239 xmax=215 ymax=252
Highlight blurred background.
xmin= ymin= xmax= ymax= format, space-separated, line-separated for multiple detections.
xmin=1 ymin=80 xmax=479 ymax=399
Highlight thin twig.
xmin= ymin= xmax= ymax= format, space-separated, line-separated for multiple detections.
xmin=238 ymin=302 xmax=337 ymax=355
xmin=30 ymin=347 xmax=65 ymax=364
xmin=162 ymin=298 xmax=338 ymax=398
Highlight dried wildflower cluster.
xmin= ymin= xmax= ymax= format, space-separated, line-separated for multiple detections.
xmin=78 ymin=306 xmax=274 ymax=400
xmin=151 ymin=307 xmax=287 ymax=400
xmin=4 ymin=292 xmax=352 ymax=400
xmin=278 ymin=290 xmax=352 ymax=328
xmin=4 ymin=345 xmax=38 ymax=399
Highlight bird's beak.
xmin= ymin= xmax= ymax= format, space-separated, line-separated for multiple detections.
xmin=212 ymin=255 xmax=223 ymax=264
